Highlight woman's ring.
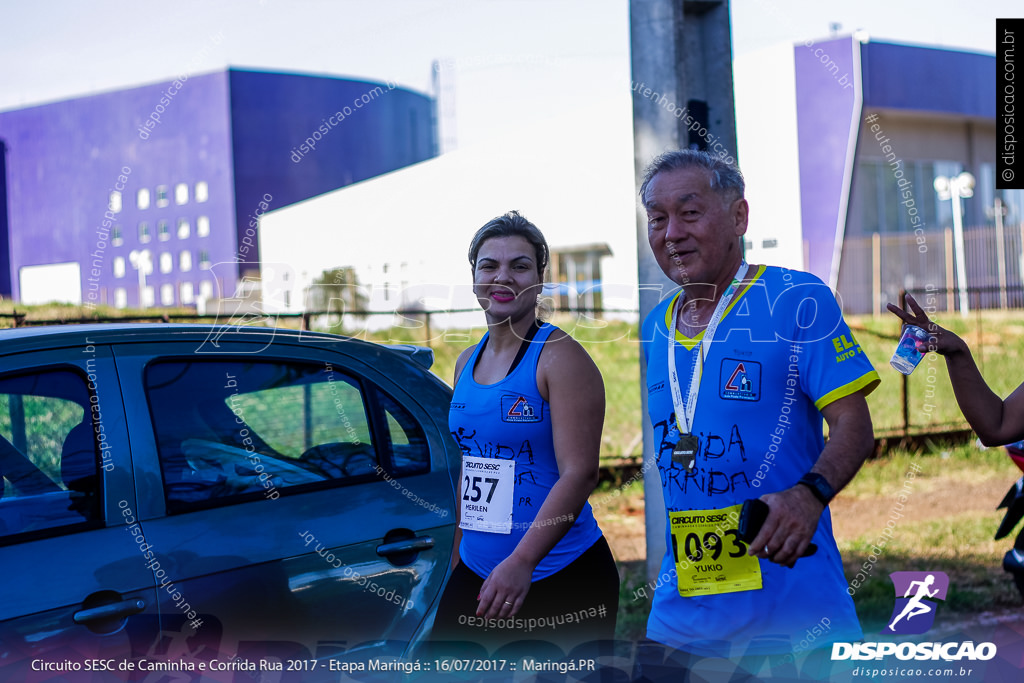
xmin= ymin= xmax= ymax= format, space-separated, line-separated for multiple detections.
xmin=504 ymin=601 xmax=513 ymax=605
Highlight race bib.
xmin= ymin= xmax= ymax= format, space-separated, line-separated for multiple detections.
xmin=669 ymin=504 xmax=762 ymax=597
xmin=459 ymin=456 xmax=515 ymax=534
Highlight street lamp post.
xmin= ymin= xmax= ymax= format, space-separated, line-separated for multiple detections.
xmin=934 ymin=171 xmax=975 ymax=316
xmin=987 ymin=197 xmax=1009 ymax=310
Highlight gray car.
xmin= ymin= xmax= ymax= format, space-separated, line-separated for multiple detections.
xmin=0 ymin=323 xmax=458 ymax=677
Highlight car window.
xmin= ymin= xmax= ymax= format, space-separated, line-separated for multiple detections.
xmin=0 ymin=368 xmax=102 ymax=543
xmin=145 ymin=358 xmax=426 ymax=513
xmin=378 ymin=389 xmax=429 ymax=475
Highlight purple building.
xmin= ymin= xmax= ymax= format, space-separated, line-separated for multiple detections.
xmin=739 ymin=38 xmax=1018 ymax=314
xmin=0 ymin=68 xmax=435 ymax=308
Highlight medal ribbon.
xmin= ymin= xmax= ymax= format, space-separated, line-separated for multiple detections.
xmin=666 ymin=262 xmax=748 ymax=438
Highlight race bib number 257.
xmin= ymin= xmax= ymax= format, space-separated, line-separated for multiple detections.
xmin=459 ymin=456 xmax=515 ymax=534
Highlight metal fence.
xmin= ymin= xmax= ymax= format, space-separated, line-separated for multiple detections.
xmin=837 ymin=223 xmax=1024 ymax=315
xmin=0 ymin=306 xmax=640 ymax=346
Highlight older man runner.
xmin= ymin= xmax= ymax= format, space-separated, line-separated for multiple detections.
xmin=636 ymin=150 xmax=879 ymax=678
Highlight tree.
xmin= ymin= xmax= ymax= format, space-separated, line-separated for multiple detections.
xmin=306 ymin=267 xmax=369 ymax=327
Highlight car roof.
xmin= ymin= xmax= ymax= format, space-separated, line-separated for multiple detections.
xmin=0 ymin=323 xmax=435 ymax=368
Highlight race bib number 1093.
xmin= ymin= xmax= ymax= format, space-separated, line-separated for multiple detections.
xmin=669 ymin=504 xmax=762 ymax=597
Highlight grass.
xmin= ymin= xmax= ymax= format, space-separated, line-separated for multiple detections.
xmin=839 ymin=441 xmax=1011 ymax=499
xmin=615 ymin=561 xmax=651 ymax=641
xmin=591 ymin=479 xmax=651 ymax=641
xmin=835 ymin=442 xmax=1023 ymax=632
xmin=0 ymin=301 xmax=199 ymax=323
xmin=851 ymin=309 xmax=1024 ymax=434
xmin=842 ymin=516 xmax=1019 ymax=626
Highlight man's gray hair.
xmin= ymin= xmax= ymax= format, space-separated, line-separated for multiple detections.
xmin=639 ymin=150 xmax=745 ymax=207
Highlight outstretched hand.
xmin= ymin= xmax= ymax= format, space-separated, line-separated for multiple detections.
xmin=885 ymin=293 xmax=966 ymax=357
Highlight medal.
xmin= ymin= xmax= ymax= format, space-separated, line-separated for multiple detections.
xmin=672 ymin=433 xmax=700 ymax=471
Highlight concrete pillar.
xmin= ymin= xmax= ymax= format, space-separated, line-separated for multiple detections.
xmin=630 ymin=0 xmax=739 ymax=582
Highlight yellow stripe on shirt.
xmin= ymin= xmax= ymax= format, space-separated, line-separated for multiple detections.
xmin=662 ymin=265 xmax=768 ymax=351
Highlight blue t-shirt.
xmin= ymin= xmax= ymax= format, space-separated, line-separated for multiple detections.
xmin=449 ymin=323 xmax=603 ymax=581
xmin=641 ymin=265 xmax=880 ymax=656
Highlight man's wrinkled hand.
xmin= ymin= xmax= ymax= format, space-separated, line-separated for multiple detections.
xmin=748 ymin=486 xmax=824 ymax=567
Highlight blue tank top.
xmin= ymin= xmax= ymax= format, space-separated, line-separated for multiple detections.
xmin=448 ymin=322 xmax=603 ymax=581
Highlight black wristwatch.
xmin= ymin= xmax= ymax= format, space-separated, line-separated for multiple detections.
xmin=798 ymin=472 xmax=836 ymax=506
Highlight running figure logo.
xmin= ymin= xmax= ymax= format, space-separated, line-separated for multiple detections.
xmin=883 ymin=571 xmax=949 ymax=634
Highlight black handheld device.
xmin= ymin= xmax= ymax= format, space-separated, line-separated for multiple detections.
xmin=738 ymin=498 xmax=818 ymax=557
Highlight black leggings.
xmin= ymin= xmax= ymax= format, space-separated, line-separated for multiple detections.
xmin=431 ymin=535 xmax=619 ymax=653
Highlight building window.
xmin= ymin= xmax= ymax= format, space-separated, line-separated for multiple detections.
xmin=160 ymin=252 xmax=173 ymax=274
xmin=199 ymin=250 xmax=211 ymax=269
xmin=156 ymin=185 xmax=169 ymax=208
xmin=175 ymin=183 xmax=189 ymax=205
xmin=195 ymin=181 xmax=209 ymax=203
xmin=114 ymin=288 xmax=127 ymax=308
xmin=161 ymin=283 xmax=175 ymax=306
xmin=137 ymin=188 xmax=150 ymax=210
xmin=180 ymin=251 xmax=192 ymax=272
xmin=181 ymin=281 xmax=195 ymax=304
xmin=109 ymin=191 xmax=122 ymax=213
xmin=142 ymin=286 xmax=155 ymax=307
xmin=158 ymin=220 xmax=170 ymax=241
xmin=196 ymin=215 xmax=210 ymax=237
xmin=199 ymin=280 xmax=213 ymax=300
xmin=853 ymin=159 xmax=953 ymax=235
xmin=112 ymin=224 xmax=123 ymax=246
xmin=113 ymin=257 xmax=126 ymax=278
xmin=139 ymin=222 xmax=151 ymax=243
xmin=177 ymin=218 xmax=190 ymax=239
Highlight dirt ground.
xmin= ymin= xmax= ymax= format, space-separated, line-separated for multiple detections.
xmin=592 ymin=474 xmax=1024 ymax=634
xmin=593 ymin=476 xmax=1017 ymax=564
xmin=829 ymin=477 xmax=1011 ymax=541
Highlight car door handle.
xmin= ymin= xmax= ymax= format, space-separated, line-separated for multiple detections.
xmin=376 ymin=536 xmax=435 ymax=557
xmin=73 ymin=599 xmax=146 ymax=624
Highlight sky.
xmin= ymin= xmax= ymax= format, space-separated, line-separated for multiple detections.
xmin=0 ymin=0 xmax=1018 ymax=295
xmin=1 ymin=0 xmax=1014 ymax=148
